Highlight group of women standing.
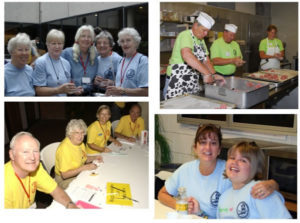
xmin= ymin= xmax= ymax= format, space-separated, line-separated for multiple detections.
xmin=54 ymin=103 xmax=145 ymax=189
xmin=5 ymin=25 xmax=148 ymax=96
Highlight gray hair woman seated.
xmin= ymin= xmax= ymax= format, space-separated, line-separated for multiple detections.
xmin=105 ymin=27 xmax=148 ymax=96
xmin=5 ymin=33 xmax=35 ymax=96
xmin=54 ymin=119 xmax=103 ymax=189
xmin=33 ymin=29 xmax=82 ymax=96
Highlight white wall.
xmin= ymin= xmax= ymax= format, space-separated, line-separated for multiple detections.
xmin=271 ymin=2 xmax=298 ymax=69
xmin=158 ymin=115 xmax=297 ymax=164
xmin=5 ymin=2 xmax=139 ymax=23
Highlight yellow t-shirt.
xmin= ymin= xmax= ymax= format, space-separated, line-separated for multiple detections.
xmin=86 ymin=120 xmax=111 ymax=154
xmin=5 ymin=161 xmax=57 ymax=208
xmin=115 ymin=115 xmax=145 ymax=138
xmin=55 ymin=137 xmax=87 ymax=176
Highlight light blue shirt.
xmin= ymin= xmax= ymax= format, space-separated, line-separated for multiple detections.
xmin=33 ymin=53 xmax=71 ymax=96
xmin=5 ymin=63 xmax=35 ymax=96
xmin=217 ymin=180 xmax=292 ymax=219
xmin=115 ymin=53 xmax=148 ymax=88
xmin=61 ymin=47 xmax=98 ymax=89
xmin=165 ymin=159 xmax=232 ymax=219
xmin=96 ymin=51 xmax=122 ymax=80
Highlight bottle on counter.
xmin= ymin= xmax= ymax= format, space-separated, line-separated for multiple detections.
xmin=175 ymin=187 xmax=188 ymax=215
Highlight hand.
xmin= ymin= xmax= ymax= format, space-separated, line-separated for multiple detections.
xmin=94 ymin=76 xmax=105 ymax=85
xmin=73 ymin=86 xmax=84 ymax=95
xmin=59 ymin=83 xmax=77 ymax=94
xmin=187 ymin=197 xmax=200 ymax=214
xmin=274 ymin=53 xmax=283 ymax=60
xmin=203 ymin=74 xmax=214 ymax=84
xmin=114 ymin=140 xmax=122 ymax=146
xmin=94 ymin=155 xmax=103 ymax=163
xmin=233 ymin=57 xmax=246 ymax=67
xmin=104 ymin=147 xmax=112 ymax=153
xmin=250 ymin=180 xmax=275 ymax=199
xmin=213 ymin=74 xmax=226 ymax=86
xmin=67 ymin=203 xmax=79 ymax=209
xmin=83 ymin=163 xmax=97 ymax=171
xmin=127 ymin=137 xmax=136 ymax=142
xmin=105 ymin=86 xmax=124 ymax=96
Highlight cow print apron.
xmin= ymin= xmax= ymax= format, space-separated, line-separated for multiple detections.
xmin=166 ymin=30 xmax=208 ymax=100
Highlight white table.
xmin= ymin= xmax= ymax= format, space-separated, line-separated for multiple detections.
xmin=49 ymin=139 xmax=148 ymax=209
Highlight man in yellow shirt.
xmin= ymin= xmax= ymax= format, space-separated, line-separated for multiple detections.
xmin=115 ymin=103 xmax=145 ymax=142
xmin=5 ymin=132 xmax=77 ymax=209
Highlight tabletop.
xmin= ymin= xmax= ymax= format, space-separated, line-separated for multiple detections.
xmin=48 ymin=139 xmax=149 ymax=209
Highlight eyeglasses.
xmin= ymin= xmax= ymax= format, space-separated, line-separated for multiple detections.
xmin=72 ymin=131 xmax=85 ymax=136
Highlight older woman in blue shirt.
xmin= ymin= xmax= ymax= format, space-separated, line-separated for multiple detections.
xmin=5 ymin=33 xmax=35 ymax=96
xmin=61 ymin=25 xmax=98 ymax=93
xmin=33 ymin=29 xmax=82 ymax=96
xmin=94 ymin=30 xmax=122 ymax=89
xmin=106 ymin=28 xmax=148 ymax=96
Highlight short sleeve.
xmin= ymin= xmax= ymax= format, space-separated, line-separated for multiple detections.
xmin=32 ymin=58 xmax=47 ymax=86
xmin=136 ymin=56 xmax=148 ymax=88
xmin=115 ymin=117 xmax=125 ymax=134
xmin=87 ymin=123 xmax=97 ymax=144
xmin=259 ymin=39 xmax=266 ymax=52
xmin=36 ymin=164 xmax=57 ymax=194
xmin=165 ymin=168 xmax=181 ymax=196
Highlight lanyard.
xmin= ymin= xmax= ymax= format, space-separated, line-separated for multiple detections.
xmin=15 ymin=172 xmax=30 ymax=203
xmin=49 ymin=54 xmax=66 ymax=85
xmin=120 ymin=52 xmax=137 ymax=85
xmin=129 ymin=121 xmax=137 ymax=136
xmin=79 ymin=54 xmax=90 ymax=76
xmin=99 ymin=123 xmax=108 ymax=141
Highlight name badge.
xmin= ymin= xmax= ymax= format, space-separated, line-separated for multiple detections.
xmin=82 ymin=77 xmax=91 ymax=84
xmin=225 ymin=52 xmax=230 ymax=57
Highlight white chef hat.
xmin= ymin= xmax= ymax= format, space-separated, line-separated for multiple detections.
xmin=196 ymin=12 xmax=215 ymax=29
xmin=225 ymin=24 xmax=238 ymax=33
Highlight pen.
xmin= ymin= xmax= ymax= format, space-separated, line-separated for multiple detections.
xmin=88 ymin=193 xmax=95 ymax=202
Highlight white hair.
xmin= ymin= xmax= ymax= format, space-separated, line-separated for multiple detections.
xmin=72 ymin=25 xmax=96 ymax=65
xmin=46 ymin=29 xmax=65 ymax=44
xmin=95 ymin=30 xmax=115 ymax=47
xmin=117 ymin=27 xmax=141 ymax=48
xmin=10 ymin=132 xmax=40 ymax=150
xmin=7 ymin=33 xmax=31 ymax=55
xmin=65 ymin=119 xmax=87 ymax=138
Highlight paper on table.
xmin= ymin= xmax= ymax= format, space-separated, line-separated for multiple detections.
xmin=76 ymin=200 xmax=101 ymax=209
xmin=71 ymin=184 xmax=103 ymax=204
xmin=106 ymin=182 xmax=133 ymax=206
xmin=118 ymin=138 xmax=135 ymax=146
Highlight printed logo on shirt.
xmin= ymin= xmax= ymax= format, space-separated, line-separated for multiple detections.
xmin=32 ymin=181 xmax=37 ymax=194
xmin=219 ymin=207 xmax=234 ymax=213
xmin=104 ymin=68 xmax=113 ymax=80
xmin=126 ymin=69 xmax=135 ymax=79
xmin=210 ymin=191 xmax=221 ymax=207
xmin=237 ymin=201 xmax=249 ymax=218
xmin=98 ymin=133 xmax=103 ymax=136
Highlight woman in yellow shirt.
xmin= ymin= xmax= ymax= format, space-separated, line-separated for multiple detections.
xmin=55 ymin=119 xmax=102 ymax=189
xmin=115 ymin=103 xmax=145 ymax=142
xmin=86 ymin=105 xmax=121 ymax=154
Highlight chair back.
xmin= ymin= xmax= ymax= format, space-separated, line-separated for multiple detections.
xmin=40 ymin=142 xmax=60 ymax=174
xmin=111 ymin=120 xmax=120 ymax=137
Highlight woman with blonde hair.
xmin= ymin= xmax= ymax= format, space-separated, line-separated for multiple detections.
xmin=33 ymin=29 xmax=81 ymax=96
xmin=86 ymin=105 xmax=121 ymax=155
xmin=61 ymin=25 xmax=98 ymax=93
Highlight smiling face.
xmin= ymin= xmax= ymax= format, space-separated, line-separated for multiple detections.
xmin=226 ymin=150 xmax=252 ymax=189
xmin=223 ymin=30 xmax=236 ymax=43
xmin=69 ymin=128 xmax=85 ymax=146
xmin=129 ymin=105 xmax=141 ymax=123
xmin=194 ymin=132 xmax=221 ymax=162
xmin=119 ymin=34 xmax=137 ymax=57
xmin=96 ymin=37 xmax=112 ymax=58
xmin=11 ymin=44 xmax=30 ymax=68
xmin=78 ymin=30 xmax=93 ymax=52
xmin=47 ymin=39 xmax=64 ymax=59
xmin=10 ymin=135 xmax=40 ymax=177
xmin=97 ymin=108 xmax=111 ymax=125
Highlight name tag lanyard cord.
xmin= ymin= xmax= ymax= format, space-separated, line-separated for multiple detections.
xmin=49 ymin=55 xmax=66 ymax=85
xmin=120 ymin=52 xmax=137 ymax=85
xmin=15 ymin=172 xmax=31 ymax=203
xmin=79 ymin=54 xmax=90 ymax=76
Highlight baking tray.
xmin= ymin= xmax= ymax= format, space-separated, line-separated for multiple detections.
xmin=204 ymin=77 xmax=269 ymax=108
xmin=246 ymin=69 xmax=298 ymax=88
